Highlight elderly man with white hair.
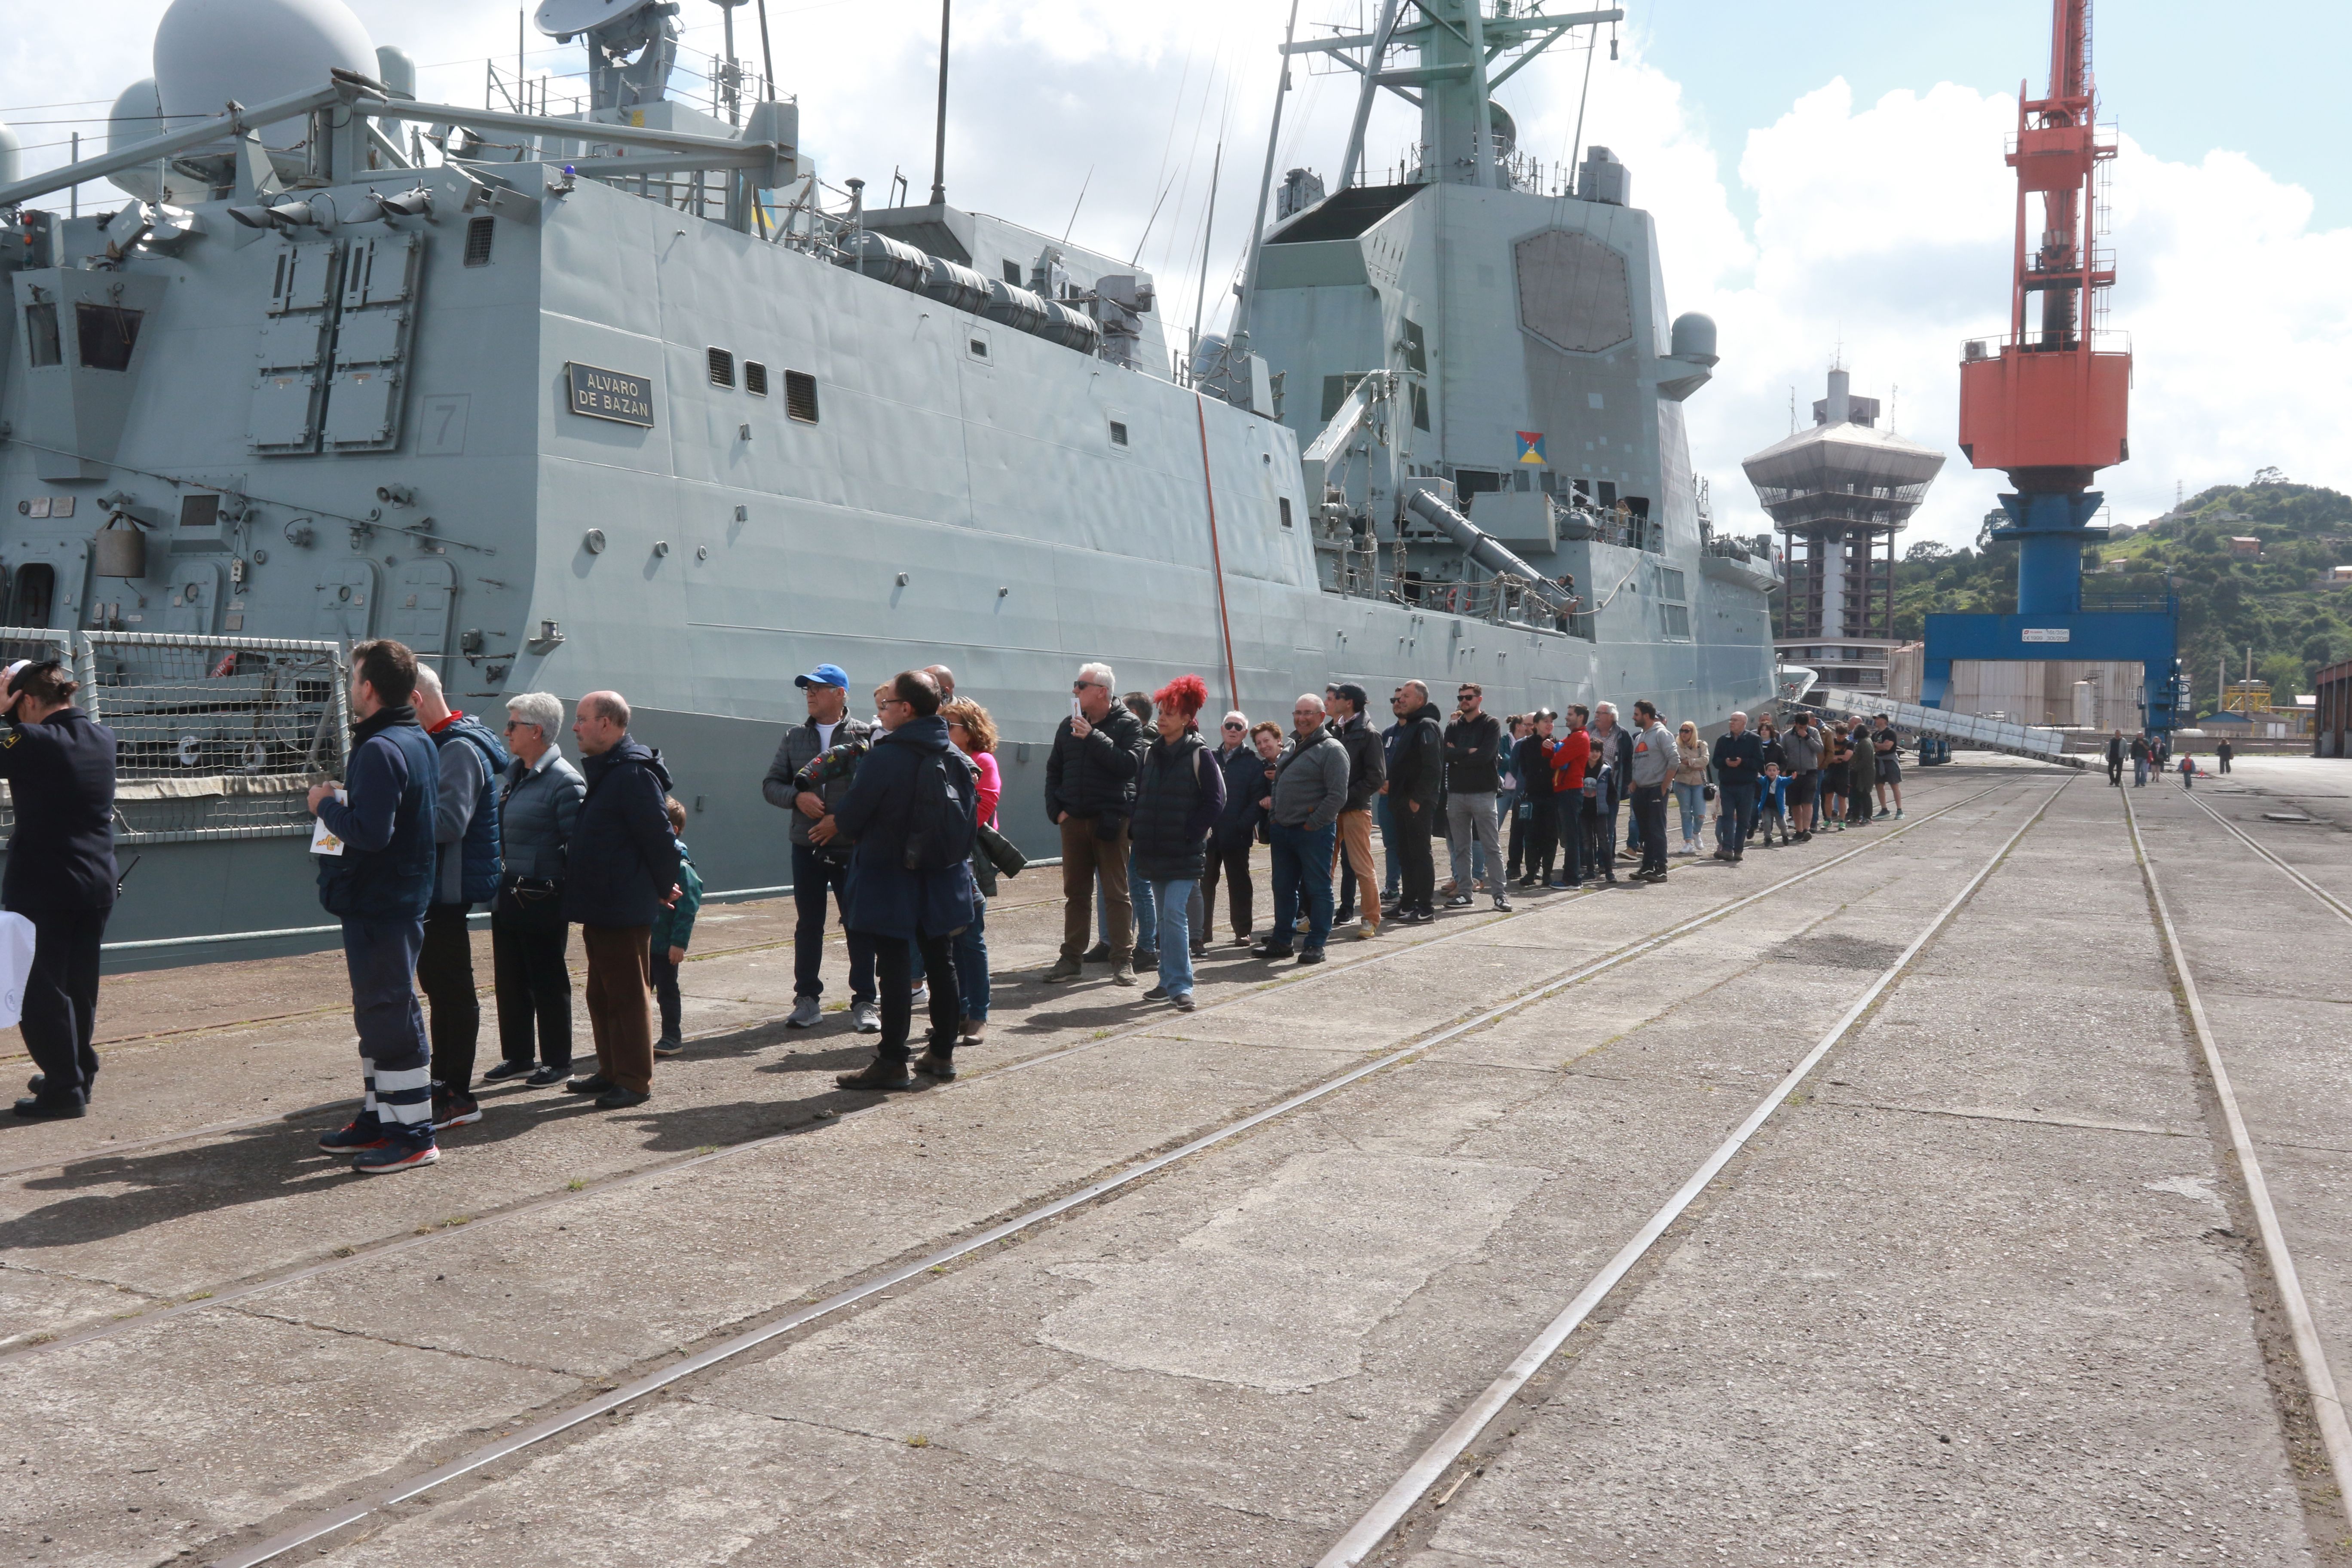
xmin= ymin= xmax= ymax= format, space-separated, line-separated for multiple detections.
xmin=1253 ymin=692 xmax=1351 ymax=965
xmin=1709 ymin=709 xmax=1764 ymax=863
xmin=482 ymin=691 xmax=587 ymax=1087
xmin=1041 ymin=660 xmax=1148 ymax=985
xmin=1201 ymin=707 xmax=1264 ymax=948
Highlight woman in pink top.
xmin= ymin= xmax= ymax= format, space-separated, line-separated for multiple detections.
xmin=943 ymin=700 xmax=1000 ymax=1045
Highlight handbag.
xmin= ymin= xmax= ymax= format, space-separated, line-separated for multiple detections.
xmin=1703 ymin=783 xmax=1717 ymax=802
xmin=975 ymin=820 xmax=1027 ymax=878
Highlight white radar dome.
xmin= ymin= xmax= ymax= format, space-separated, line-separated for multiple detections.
xmin=106 ymin=78 xmax=168 ymax=201
xmin=153 ymin=0 xmax=375 ymax=151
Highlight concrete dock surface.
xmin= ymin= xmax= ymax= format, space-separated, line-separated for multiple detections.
xmin=6 ymin=754 xmax=2352 ymax=1565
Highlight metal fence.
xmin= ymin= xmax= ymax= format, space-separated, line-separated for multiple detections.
xmin=0 ymin=629 xmax=348 ymax=845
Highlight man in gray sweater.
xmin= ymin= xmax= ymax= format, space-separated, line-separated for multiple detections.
xmin=1255 ymin=693 xmax=1351 ymax=965
xmin=1627 ymin=698 xmax=1675 ymax=883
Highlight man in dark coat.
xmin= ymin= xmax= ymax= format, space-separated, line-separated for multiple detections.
xmin=1041 ymin=661 xmax=1147 ymax=986
xmin=1326 ymin=683 xmax=1387 ymax=938
xmin=1384 ymin=681 xmax=1445 ymax=923
xmin=831 ymin=670 xmax=977 ymax=1090
xmin=0 ymin=658 xmax=117 ymax=1119
xmin=561 ymin=690 xmax=682 ymax=1109
xmin=1202 ymin=710 xmax=1265 ymax=946
xmin=412 ymin=665 xmax=508 ymax=1129
xmin=308 ymin=639 xmax=442 ymax=1171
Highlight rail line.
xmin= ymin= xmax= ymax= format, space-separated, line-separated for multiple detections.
xmin=198 ymin=776 xmax=2053 ymax=1565
xmin=1315 ymin=775 xmax=2074 ymax=1565
xmin=2174 ymin=784 xmax=2352 ymax=925
xmin=1 ymin=777 xmax=2027 ymax=1369
xmin=2129 ymin=787 xmax=2352 ymax=1533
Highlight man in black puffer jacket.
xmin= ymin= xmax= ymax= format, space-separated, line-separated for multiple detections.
xmin=1326 ymin=683 xmax=1387 ymax=938
xmin=1384 ymin=681 xmax=1445 ymax=923
xmin=562 ymin=691 xmax=682 ymax=1110
xmin=1041 ymin=661 xmax=1148 ymax=986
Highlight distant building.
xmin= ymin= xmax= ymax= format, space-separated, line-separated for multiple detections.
xmin=2329 ymin=565 xmax=2352 ymax=582
xmin=1743 ymin=367 xmax=1944 ymax=695
xmin=2228 ymin=536 xmax=2263 ymax=558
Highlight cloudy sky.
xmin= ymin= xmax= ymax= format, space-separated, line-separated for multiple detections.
xmin=6 ymin=0 xmax=2343 ymax=548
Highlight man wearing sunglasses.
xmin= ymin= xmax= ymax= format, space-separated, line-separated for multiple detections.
xmin=1442 ymin=682 xmax=1511 ymax=913
xmin=1202 ymin=710 xmax=1264 ymax=946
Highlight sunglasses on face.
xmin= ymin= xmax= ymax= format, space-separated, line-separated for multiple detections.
xmin=1222 ymin=721 xmax=1245 ymax=731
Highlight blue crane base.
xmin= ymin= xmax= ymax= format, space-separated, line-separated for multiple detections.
xmin=1920 ymin=490 xmax=2181 ymax=735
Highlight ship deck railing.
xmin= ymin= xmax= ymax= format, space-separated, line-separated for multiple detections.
xmin=0 ymin=628 xmax=349 ymax=846
xmin=1317 ymin=557 xmax=1596 ymax=640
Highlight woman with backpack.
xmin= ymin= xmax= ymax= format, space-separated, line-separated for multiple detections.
xmin=827 ymin=669 xmax=977 ymax=1091
xmin=1130 ymin=675 xmax=1226 ymax=1012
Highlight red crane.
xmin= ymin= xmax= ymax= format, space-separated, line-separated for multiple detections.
xmin=1956 ymin=0 xmax=2129 ymax=493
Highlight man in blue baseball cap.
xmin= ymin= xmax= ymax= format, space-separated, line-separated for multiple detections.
xmin=761 ymin=661 xmax=878 ymax=1032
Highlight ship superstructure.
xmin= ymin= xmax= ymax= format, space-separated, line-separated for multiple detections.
xmin=0 ymin=0 xmax=1777 ymax=948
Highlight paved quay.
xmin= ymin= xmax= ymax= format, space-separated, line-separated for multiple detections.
xmin=6 ymin=756 xmax=2352 ymax=1565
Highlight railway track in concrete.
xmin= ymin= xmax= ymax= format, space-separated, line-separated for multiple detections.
xmin=164 ymin=775 xmax=2050 ymax=1565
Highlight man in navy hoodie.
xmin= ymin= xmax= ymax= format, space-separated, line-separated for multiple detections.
xmin=561 ymin=691 xmax=682 ymax=1109
xmin=308 ymin=640 xmax=442 ymax=1173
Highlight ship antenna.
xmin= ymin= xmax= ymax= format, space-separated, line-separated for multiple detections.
xmin=1230 ymin=0 xmax=1303 ymax=345
xmin=1062 ymin=162 xmax=1094 ymax=243
xmin=1188 ymin=139 xmax=1224 ymax=371
xmin=756 ymin=0 xmax=777 ymax=100
xmin=928 ymin=0 xmax=950 ymax=204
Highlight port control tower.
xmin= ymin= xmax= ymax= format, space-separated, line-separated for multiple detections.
xmin=1743 ymin=367 xmax=1943 ymax=697
xmin=1928 ymin=0 xmax=2181 ymax=732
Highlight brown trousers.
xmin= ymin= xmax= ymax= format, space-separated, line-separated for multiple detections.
xmin=1060 ymin=815 xmax=1133 ymax=962
xmin=1329 ymin=808 xmax=1378 ymax=931
xmin=581 ymin=924 xmax=654 ymax=1094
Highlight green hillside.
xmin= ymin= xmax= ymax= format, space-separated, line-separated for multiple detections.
xmin=1890 ymin=476 xmax=2352 ymax=711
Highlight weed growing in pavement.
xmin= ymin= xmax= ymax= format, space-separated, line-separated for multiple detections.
xmin=567 ymin=1178 xmax=588 ymax=1191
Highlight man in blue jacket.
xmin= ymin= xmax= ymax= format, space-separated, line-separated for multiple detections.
xmin=562 ymin=691 xmax=683 ymax=1110
xmin=412 ymin=665 xmax=508 ymax=1130
xmin=307 ymin=639 xmax=442 ymax=1173
xmin=830 ymin=670 xmax=977 ymax=1091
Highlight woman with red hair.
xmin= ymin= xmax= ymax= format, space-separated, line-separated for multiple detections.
xmin=1128 ymin=675 xmax=1226 ymax=1009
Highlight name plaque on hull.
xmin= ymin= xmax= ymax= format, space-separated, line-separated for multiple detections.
xmin=2021 ymin=627 xmax=2071 ymax=643
xmin=566 ymin=363 xmax=655 ymax=427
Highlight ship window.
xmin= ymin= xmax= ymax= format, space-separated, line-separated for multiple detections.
xmin=1662 ymin=604 xmax=1690 ymax=638
xmin=1279 ymin=496 xmax=1293 ymax=530
xmin=968 ymin=337 xmax=989 ymax=360
xmin=180 ymin=493 xmax=221 ymax=530
xmin=1455 ymin=469 xmax=1503 ymax=496
xmin=1320 ymin=372 xmax=1366 ymax=422
xmin=75 ymin=304 xmax=141 ymax=371
xmin=1002 ymin=260 xmax=1022 ymax=285
xmin=1401 ymin=317 xmax=1427 ymax=373
xmin=1512 ymin=469 xmax=1530 ymax=493
xmin=784 ymin=370 xmax=819 ymax=423
xmin=1108 ymin=420 xmax=1128 ymax=447
xmin=24 ymin=302 xmax=61 ymax=368
xmin=1411 ymin=383 xmax=1430 ymax=430
xmin=463 ymin=216 xmax=495 ymax=266
xmin=1598 ymin=480 xmax=1617 ymax=504
xmin=1658 ymin=567 xmax=1687 ymax=600
xmin=743 ymin=360 xmax=768 ymax=396
xmin=13 ymin=564 xmax=54 ymax=628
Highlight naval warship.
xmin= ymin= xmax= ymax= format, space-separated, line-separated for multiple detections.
xmin=0 ymin=0 xmax=1778 ymax=949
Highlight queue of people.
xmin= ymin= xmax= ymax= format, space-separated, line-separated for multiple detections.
xmin=0 ymin=631 xmax=1934 ymax=1160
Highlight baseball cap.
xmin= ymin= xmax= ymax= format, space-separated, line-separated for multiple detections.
xmin=794 ymin=663 xmax=849 ymax=690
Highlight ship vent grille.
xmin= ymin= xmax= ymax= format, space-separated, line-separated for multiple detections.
xmin=743 ymin=360 xmax=768 ymax=396
xmin=707 ymin=348 xmax=736 ymax=389
xmin=784 ymin=370 xmax=819 ymax=423
xmin=463 ymin=217 xmax=494 ymax=266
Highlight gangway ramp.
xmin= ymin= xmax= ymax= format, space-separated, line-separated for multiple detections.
xmin=1810 ymin=686 xmax=2084 ymax=767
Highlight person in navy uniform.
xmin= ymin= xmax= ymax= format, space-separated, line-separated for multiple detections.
xmin=307 ymin=639 xmax=444 ymax=1172
xmin=0 ymin=658 xmax=118 ymax=1119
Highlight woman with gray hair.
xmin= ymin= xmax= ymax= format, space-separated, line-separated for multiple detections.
xmin=483 ymin=692 xmax=587 ymax=1086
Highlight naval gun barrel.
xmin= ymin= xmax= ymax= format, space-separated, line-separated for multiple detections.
xmin=1404 ymin=488 xmax=1577 ymax=617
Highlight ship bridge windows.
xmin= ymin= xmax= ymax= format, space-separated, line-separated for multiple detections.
xmin=744 ymin=361 xmax=768 ymax=396
xmin=707 ymin=347 xmax=735 ymax=389
xmin=784 ymin=370 xmax=819 ymax=423
xmin=1455 ymin=469 xmax=1504 ymax=498
xmin=23 ymin=302 xmax=61 ymax=368
xmin=75 ymin=303 xmax=141 ymax=371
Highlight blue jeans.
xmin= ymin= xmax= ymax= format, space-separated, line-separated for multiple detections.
xmin=1673 ymin=782 xmax=1706 ymax=843
xmin=1375 ymin=793 xmax=1400 ymax=897
xmin=793 ymin=842 xmax=876 ymax=1002
xmin=954 ymin=898 xmax=990 ymax=1022
xmin=1268 ymin=821 xmax=1337 ymax=951
xmin=341 ymin=916 xmax=432 ymax=1138
xmin=1147 ymin=878 xmax=1197 ymax=994
xmin=1716 ymin=782 xmax=1758 ymax=851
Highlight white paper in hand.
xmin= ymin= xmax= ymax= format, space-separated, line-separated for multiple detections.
xmin=0 ymin=911 xmax=36 ymax=1029
xmin=311 ymin=789 xmax=348 ymax=856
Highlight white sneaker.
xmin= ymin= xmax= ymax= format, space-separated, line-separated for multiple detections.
xmin=909 ymin=984 xmax=929 ymax=1009
xmin=786 ymin=995 xmax=821 ymax=1029
xmin=851 ymin=1000 xmax=881 ymax=1033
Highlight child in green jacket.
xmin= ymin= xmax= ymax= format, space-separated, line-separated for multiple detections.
xmin=650 ymin=796 xmax=704 ymax=1057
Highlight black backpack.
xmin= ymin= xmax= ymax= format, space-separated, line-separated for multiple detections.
xmin=904 ymin=745 xmax=979 ymax=873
